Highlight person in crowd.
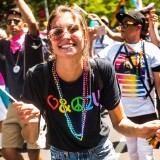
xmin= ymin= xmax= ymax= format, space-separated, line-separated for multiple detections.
xmin=87 ymin=15 xmax=114 ymax=56
xmin=0 ymin=29 xmax=7 ymax=39
xmin=147 ymin=10 xmax=160 ymax=123
xmin=12 ymin=5 xmax=160 ymax=160
xmin=99 ymin=10 xmax=160 ymax=160
xmin=0 ymin=0 xmax=48 ymax=159
xmin=87 ymin=3 xmax=155 ymax=45
xmin=87 ymin=13 xmax=124 ymax=42
xmin=148 ymin=11 xmax=160 ymax=47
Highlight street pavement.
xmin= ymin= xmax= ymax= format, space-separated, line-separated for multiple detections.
xmin=0 ymin=113 xmax=159 ymax=160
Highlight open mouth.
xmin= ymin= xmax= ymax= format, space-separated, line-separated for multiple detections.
xmin=59 ymin=43 xmax=76 ymax=49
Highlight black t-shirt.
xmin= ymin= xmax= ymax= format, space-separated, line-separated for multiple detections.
xmin=0 ymin=33 xmax=44 ymax=100
xmin=22 ymin=58 xmax=121 ymax=151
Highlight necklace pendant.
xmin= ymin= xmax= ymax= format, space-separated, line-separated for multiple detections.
xmin=13 ymin=65 xmax=20 ymax=73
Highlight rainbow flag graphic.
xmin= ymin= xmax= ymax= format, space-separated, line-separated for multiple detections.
xmin=110 ymin=0 xmax=125 ymax=28
xmin=0 ymin=73 xmax=16 ymax=102
xmin=0 ymin=73 xmax=5 ymax=88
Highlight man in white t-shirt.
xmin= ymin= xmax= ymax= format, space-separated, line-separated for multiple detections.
xmin=99 ymin=10 xmax=160 ymax=160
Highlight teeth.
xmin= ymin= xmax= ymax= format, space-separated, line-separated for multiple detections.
xmin=61 ymin=44 xmax=74 ymax=48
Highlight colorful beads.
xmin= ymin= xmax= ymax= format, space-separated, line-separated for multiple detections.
xmin=124 ymin=40 xmax=144 ymax=77
xmin=52 ymin=60 xmax=88 ymax=141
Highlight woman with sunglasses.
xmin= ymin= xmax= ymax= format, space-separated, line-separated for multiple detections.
xmin=13 ymin=5 xmax=160 ymax=160
xmin=0 ymin=0 xmax=47 ymax=160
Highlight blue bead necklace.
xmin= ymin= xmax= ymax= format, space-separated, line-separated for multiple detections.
xmin=52 ymin=60 xmax=88 ymax=141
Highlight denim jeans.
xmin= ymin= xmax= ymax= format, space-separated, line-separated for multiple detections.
xmin=50 ymin=137 xmax=117 ymax=160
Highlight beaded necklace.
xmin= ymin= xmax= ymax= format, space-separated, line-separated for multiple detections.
xmin=52 ymin=60 xmax=88 ymax=141
xmin=124 ymin=40 xmax=144 ymax=77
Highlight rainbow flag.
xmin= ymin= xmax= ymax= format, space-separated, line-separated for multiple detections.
xmin=0 ymin=73 xmax=5 ymax=88
xmin=110 ymin=0 xmax=125 ymax=28
xmin=132 ymin=0 xmax=142 ymax=10
xmin=0 ymin=72 xmax=15 ymax=103
xmin=0 ymin=73 xmax=11 ymax=107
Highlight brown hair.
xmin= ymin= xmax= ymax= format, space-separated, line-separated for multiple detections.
xmin=47 ymin=5 xmax=90 ymax=59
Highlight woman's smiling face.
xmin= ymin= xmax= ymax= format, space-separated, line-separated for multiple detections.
xmin=48 ymin=12 xmax=85 ymax=58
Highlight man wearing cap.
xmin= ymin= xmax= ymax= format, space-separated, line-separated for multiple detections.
xmin=0 ymin=0 xmax=47 ymax=160
xmin=98 ymin=10 xmax=160 ymax=160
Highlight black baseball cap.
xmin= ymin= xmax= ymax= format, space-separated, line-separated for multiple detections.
xmin=5 ymin=8 xmax=22 ymax=19
xmin=116 ymin=10 xmax=146 ymax=30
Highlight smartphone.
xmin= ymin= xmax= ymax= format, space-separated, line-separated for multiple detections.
xmin=96 ymin=26 xmax=106 ymax=35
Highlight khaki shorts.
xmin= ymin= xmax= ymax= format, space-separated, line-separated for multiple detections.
xmin=2 ymin=103 xmax=46 ymax=149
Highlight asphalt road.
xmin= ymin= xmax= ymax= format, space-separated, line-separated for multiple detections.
xmin=0 ymin=113 xmax=159 ymax=160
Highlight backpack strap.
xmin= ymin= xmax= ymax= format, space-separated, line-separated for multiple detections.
xmin=142 ymin=42 xmax=154 ymax=101
xmin=143 ymin=42 xmax=154 ymax=89
xmin=89 ymin=58 xmax=103 ymax=90
xmin=113 ymin=44 xmax=124 ymax=65
xmin=40 ymin=62 xmax=49 ymax=130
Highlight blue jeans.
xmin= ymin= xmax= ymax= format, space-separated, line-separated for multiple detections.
xmin=50 ymin=137 xmax=117 ymax=160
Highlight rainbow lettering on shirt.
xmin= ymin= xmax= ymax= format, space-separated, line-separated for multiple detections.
xmin=47 ymin=89 xmax=100 ymax=113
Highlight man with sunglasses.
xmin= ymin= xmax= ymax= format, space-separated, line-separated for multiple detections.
xmin=98 ymin=10 xmax=160 ymax=160
xmin=0 ymin=0 xmax=47 ymax=160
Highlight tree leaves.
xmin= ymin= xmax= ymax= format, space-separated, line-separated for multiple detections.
xmin=0 ymin=0 xmax=159 ymax=29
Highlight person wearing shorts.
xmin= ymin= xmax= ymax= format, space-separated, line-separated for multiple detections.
xmin=0 ymin=0 xmax=48 ymax=159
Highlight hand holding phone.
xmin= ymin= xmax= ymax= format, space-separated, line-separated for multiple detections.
xmin=96 ymin=26 xmax=106 ymax=35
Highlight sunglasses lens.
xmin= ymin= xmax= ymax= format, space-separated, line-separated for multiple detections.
xmin=53 ymin=28 xmax=64 ymax=36
xmin=6 ymin=20 xmax=11 ymax=25
xmin=49 ymin=28 xmax=64 ymax=41
xmin=121 ymin=22 xmax=127 ymax=28
xmin=49 ymin=25 xmax=81 ymax=41
xmin=14 ymin=19 xmax=20 ymax=25
xmin=6 ymin=19 xmax=20 ymax=25
xmin=53 ymin=29 xmax=64 ymax=41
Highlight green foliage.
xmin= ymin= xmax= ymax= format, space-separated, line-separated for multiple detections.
xmin=0 ymin=0 xmax=160 ymax=29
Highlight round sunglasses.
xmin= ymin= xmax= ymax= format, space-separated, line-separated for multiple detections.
xmin=48 ymin=24 xmax=82 ymax=41
xmin=6 ymin=19 xmax=21 ymax=26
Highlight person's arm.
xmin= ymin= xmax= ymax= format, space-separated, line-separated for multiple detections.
xmin=14 ymin=0 xmax=39 ymax=36
xmin=87 ymin=13 xmax=124 ymax=42
xmin=13 ymin=101 xmax=40 ymax=144
xmin=108 ymin=101 xmax=160 ymax=139
xmin=148 ymin=14 xmax=160 ymax=47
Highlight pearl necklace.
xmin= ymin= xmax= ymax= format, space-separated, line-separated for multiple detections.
xmin=52 ymin=60 xmax=88 ymax=141
xmin=124 ymin=40 xmax=144 ymax=77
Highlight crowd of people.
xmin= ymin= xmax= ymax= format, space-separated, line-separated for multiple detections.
xmin=0 ymin=0 xmax=160 ymax=160
xmin=0 ymin=0 xmax=48 ymax=159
